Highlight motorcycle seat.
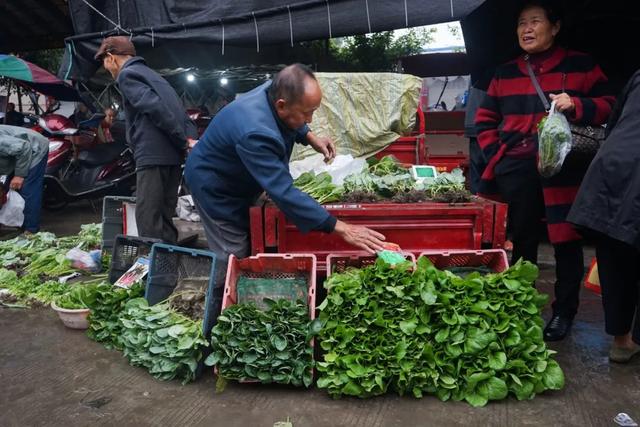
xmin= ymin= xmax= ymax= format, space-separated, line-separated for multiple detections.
xmin=77 ymin=141 xmax=127 ymax=167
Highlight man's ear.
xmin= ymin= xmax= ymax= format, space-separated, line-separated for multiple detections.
xmin=274 ymin=99 xmax=287 ymax=111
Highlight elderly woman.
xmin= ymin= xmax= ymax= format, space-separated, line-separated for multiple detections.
xmin=568 ymin=70 xmax=640 ymax=362
xmin=475 ymin=0 xmax=615 ymax=341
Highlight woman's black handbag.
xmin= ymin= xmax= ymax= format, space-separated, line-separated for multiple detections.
xmin=526 ymin=59 xmax=605 ymax=155
xmin=567 ymin=123 xmax=605 ymax=153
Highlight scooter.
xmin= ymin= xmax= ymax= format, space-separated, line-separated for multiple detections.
xmin=35 ymin=116 xmax=136 ymax=209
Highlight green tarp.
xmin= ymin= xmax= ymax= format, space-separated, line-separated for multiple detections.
xmin=291 ymin=72 xmax=423 ymax=161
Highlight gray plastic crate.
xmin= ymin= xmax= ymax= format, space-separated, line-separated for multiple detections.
xmin=101 ymin=196 xmax=136 ymax=253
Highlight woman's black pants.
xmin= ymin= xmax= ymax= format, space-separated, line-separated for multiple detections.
xmin=495 ymin=156 xmax=584 ymax=319
xmin=595 ymin=234 xmax=640 ymax=343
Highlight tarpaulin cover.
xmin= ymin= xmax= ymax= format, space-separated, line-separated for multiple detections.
xmin=291 ymin=72 xmax=423 ymax=161
xmin=60 ymin=0 xmax=485 ymax=81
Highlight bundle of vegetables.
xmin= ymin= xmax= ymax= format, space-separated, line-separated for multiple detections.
xmin=54 ymin=283 xmax=100 ymax=309
xmin=86 ymin=282 xmax=145 ymax=349
xmin=294 ymin=171 xmax=344 ymax=204
xmin=205 ymin=298 xmax=317 ymax=387
xmin=316 ymin=257 xmax=564 ymax=406
xmin=537 ymin=112 xmax=572 ymax=178
xmin=421 ymin=169 xmax=471 ymax=203
xmin=367 ymin=155 xmax=406 ymax=176
xmin=119 ymin=297 xmax=207 ymax=384
xmin=0 ymin=224 xmax=102 ymax=278
xmin=0 ymin=269 xmax=67 ymax=307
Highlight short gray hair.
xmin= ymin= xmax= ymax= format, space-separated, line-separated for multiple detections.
xmin=268 ymin=64 xmax=316 ymax=105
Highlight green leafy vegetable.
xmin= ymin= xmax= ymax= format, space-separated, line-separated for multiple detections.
xmin=316 ymin=257 xmax=564 ymax=405
xmin=206 ymin=299 xmax=316 ymax=387
xmin=119 ymin=297 xmax=207 ymax=384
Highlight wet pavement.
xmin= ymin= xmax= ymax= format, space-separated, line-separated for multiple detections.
xmin=1 ymin=203 xmax=639 ymax=427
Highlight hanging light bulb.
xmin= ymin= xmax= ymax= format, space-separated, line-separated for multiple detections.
xmin=186 ymin=73 xmax=196 ymax=82
xmin=220 ymin=77 xmax=229 ymax=86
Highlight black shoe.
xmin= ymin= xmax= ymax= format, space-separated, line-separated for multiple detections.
xmin=543 ymin=315 xmax=572 ymax=342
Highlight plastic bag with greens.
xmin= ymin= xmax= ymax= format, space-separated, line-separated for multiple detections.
xmin=537 ymin=100 xmax=572 ymax=178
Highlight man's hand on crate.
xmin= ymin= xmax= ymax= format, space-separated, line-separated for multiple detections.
xmin=334 ymin=220 xmax=386 ymax=254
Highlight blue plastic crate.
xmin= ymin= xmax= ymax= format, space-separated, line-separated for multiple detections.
xmin=145 ymin=243 xmax=218 ymax=378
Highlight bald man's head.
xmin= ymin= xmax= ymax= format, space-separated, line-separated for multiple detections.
xmin=269 ymin=64 xmax=322 ymax=130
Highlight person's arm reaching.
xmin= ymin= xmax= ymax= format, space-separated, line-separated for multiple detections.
xmin=236 ymin=132 xmax=385 ymax=253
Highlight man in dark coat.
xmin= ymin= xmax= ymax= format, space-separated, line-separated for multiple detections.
xmin=568 ymin=70 xmax=640 ymax=363
xmin=95 ymin=36 xmax=196 ymax=243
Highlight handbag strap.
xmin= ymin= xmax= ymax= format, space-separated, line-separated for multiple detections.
xmin=525 ymin=56 xmax=551 ymax=111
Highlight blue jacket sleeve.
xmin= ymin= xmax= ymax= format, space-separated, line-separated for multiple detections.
xmin=236 ymin=132 xmax=336 ymax=233
xmin=118 ymin=68 xmax=187 ymax=148
xmin=295 ymin=124 xmax=310 ymax=145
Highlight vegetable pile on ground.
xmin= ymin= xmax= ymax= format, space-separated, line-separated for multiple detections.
xmin=87 ymin=282 xmax=145 ymax=349
xmin=316 ymin=257 xmax=564 ymax=406
xmin=0 ymin=225 xmax=106 ymax=308
xmin=205 ymin=298 xmax=317 ymax=387
xmin=119 ymin=297 xmax=207 ymax=384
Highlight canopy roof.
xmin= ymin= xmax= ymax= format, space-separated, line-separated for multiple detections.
xmin=0 ymin=0 xmax=73 ymax=52
xmin=60 ymin=0 xmax=485 ymax=81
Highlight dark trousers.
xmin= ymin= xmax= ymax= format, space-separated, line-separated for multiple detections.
xmin=495 ymin=156 xmax=584 ymax=318
xmin=468 ymin=137 xmax=486 ymax=195
xmin=193 ymin=197 xmax=251 ymax=320
xmin=595 ymin=235 xmax=640 ymax=343
xmin=135 ymin=165 xmax=181 ymax=243
xmin=20 ymin=153 xmax=48 ymax=233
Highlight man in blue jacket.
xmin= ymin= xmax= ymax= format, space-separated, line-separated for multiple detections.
xmin=185 ymin=64 xmax=386 ymax=297
xmin=95 ymin=37 xmax=195 ymax=243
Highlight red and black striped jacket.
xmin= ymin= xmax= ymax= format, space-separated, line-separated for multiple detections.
xmin=475 ymin=46 xmax=615 ymax=243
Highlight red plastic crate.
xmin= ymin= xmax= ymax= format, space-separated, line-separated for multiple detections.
xmin=220 ymin=253 xmax=317 ymax=383
xmin=418 ymin=249 xmax=509 ymax=273
xmin=249 ymin=205 xmax=265 ymax=255
xmin=427 ymin=153 xmax=468 ymax=173
xmin=374 ymin=135 xmax=426 ymax=165
xmin=222 ymin=253 xmax=317 ymax=313
xmin=263 ymin=202 xmax=486 ymax=273
xmin=326 ymin=252 xmax=416 ymax=276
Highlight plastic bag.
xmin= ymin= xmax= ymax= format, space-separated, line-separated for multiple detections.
xmin=537 ymin=100 xmax=572 ymax=178
xmin=176 ymin=195 xmax=200 ymax=222
xmin=0 ymin=190 xmax=25 ymax=227
xmin=66 ymin=248 xmax=102 ymax=273
xmin=290 ymin=154 xmax=367 ymax=186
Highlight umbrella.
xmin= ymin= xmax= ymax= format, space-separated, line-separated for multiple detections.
xmin=461 ymin=0 xmax=640 ymax=93
xmin=0 ymin=54 xmax=81 ymax=101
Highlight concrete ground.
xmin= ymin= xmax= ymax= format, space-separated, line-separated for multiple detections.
xmin=1 ymin=202 xmax=639 ymax=427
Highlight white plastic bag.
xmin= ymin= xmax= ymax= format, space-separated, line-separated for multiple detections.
xmin=537 ymin=100 xmax=572 ymax=178
xmin=0 ymin=190 xmax=25 ymax=227
xmin=65 ymin=248 xmax=102 ymax=273
xmin=290 ymin=154 xmax=367 ymax=185
xmin=176 ymin=195 xmax=200 ymax=222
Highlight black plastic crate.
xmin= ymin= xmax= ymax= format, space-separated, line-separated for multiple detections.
xmin=145 ymin=243 xmax=218 ymax=379
xmin=109 ymin=234 xmax=162 ymax=284
xmin=101 ymin=196 xmax=136 ymax=253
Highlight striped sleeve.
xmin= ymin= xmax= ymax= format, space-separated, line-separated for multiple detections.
xmin=570 ymin=63 xmax=616 ymax=125
xmin=475 ymin=77 xmax=502 ymax=161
